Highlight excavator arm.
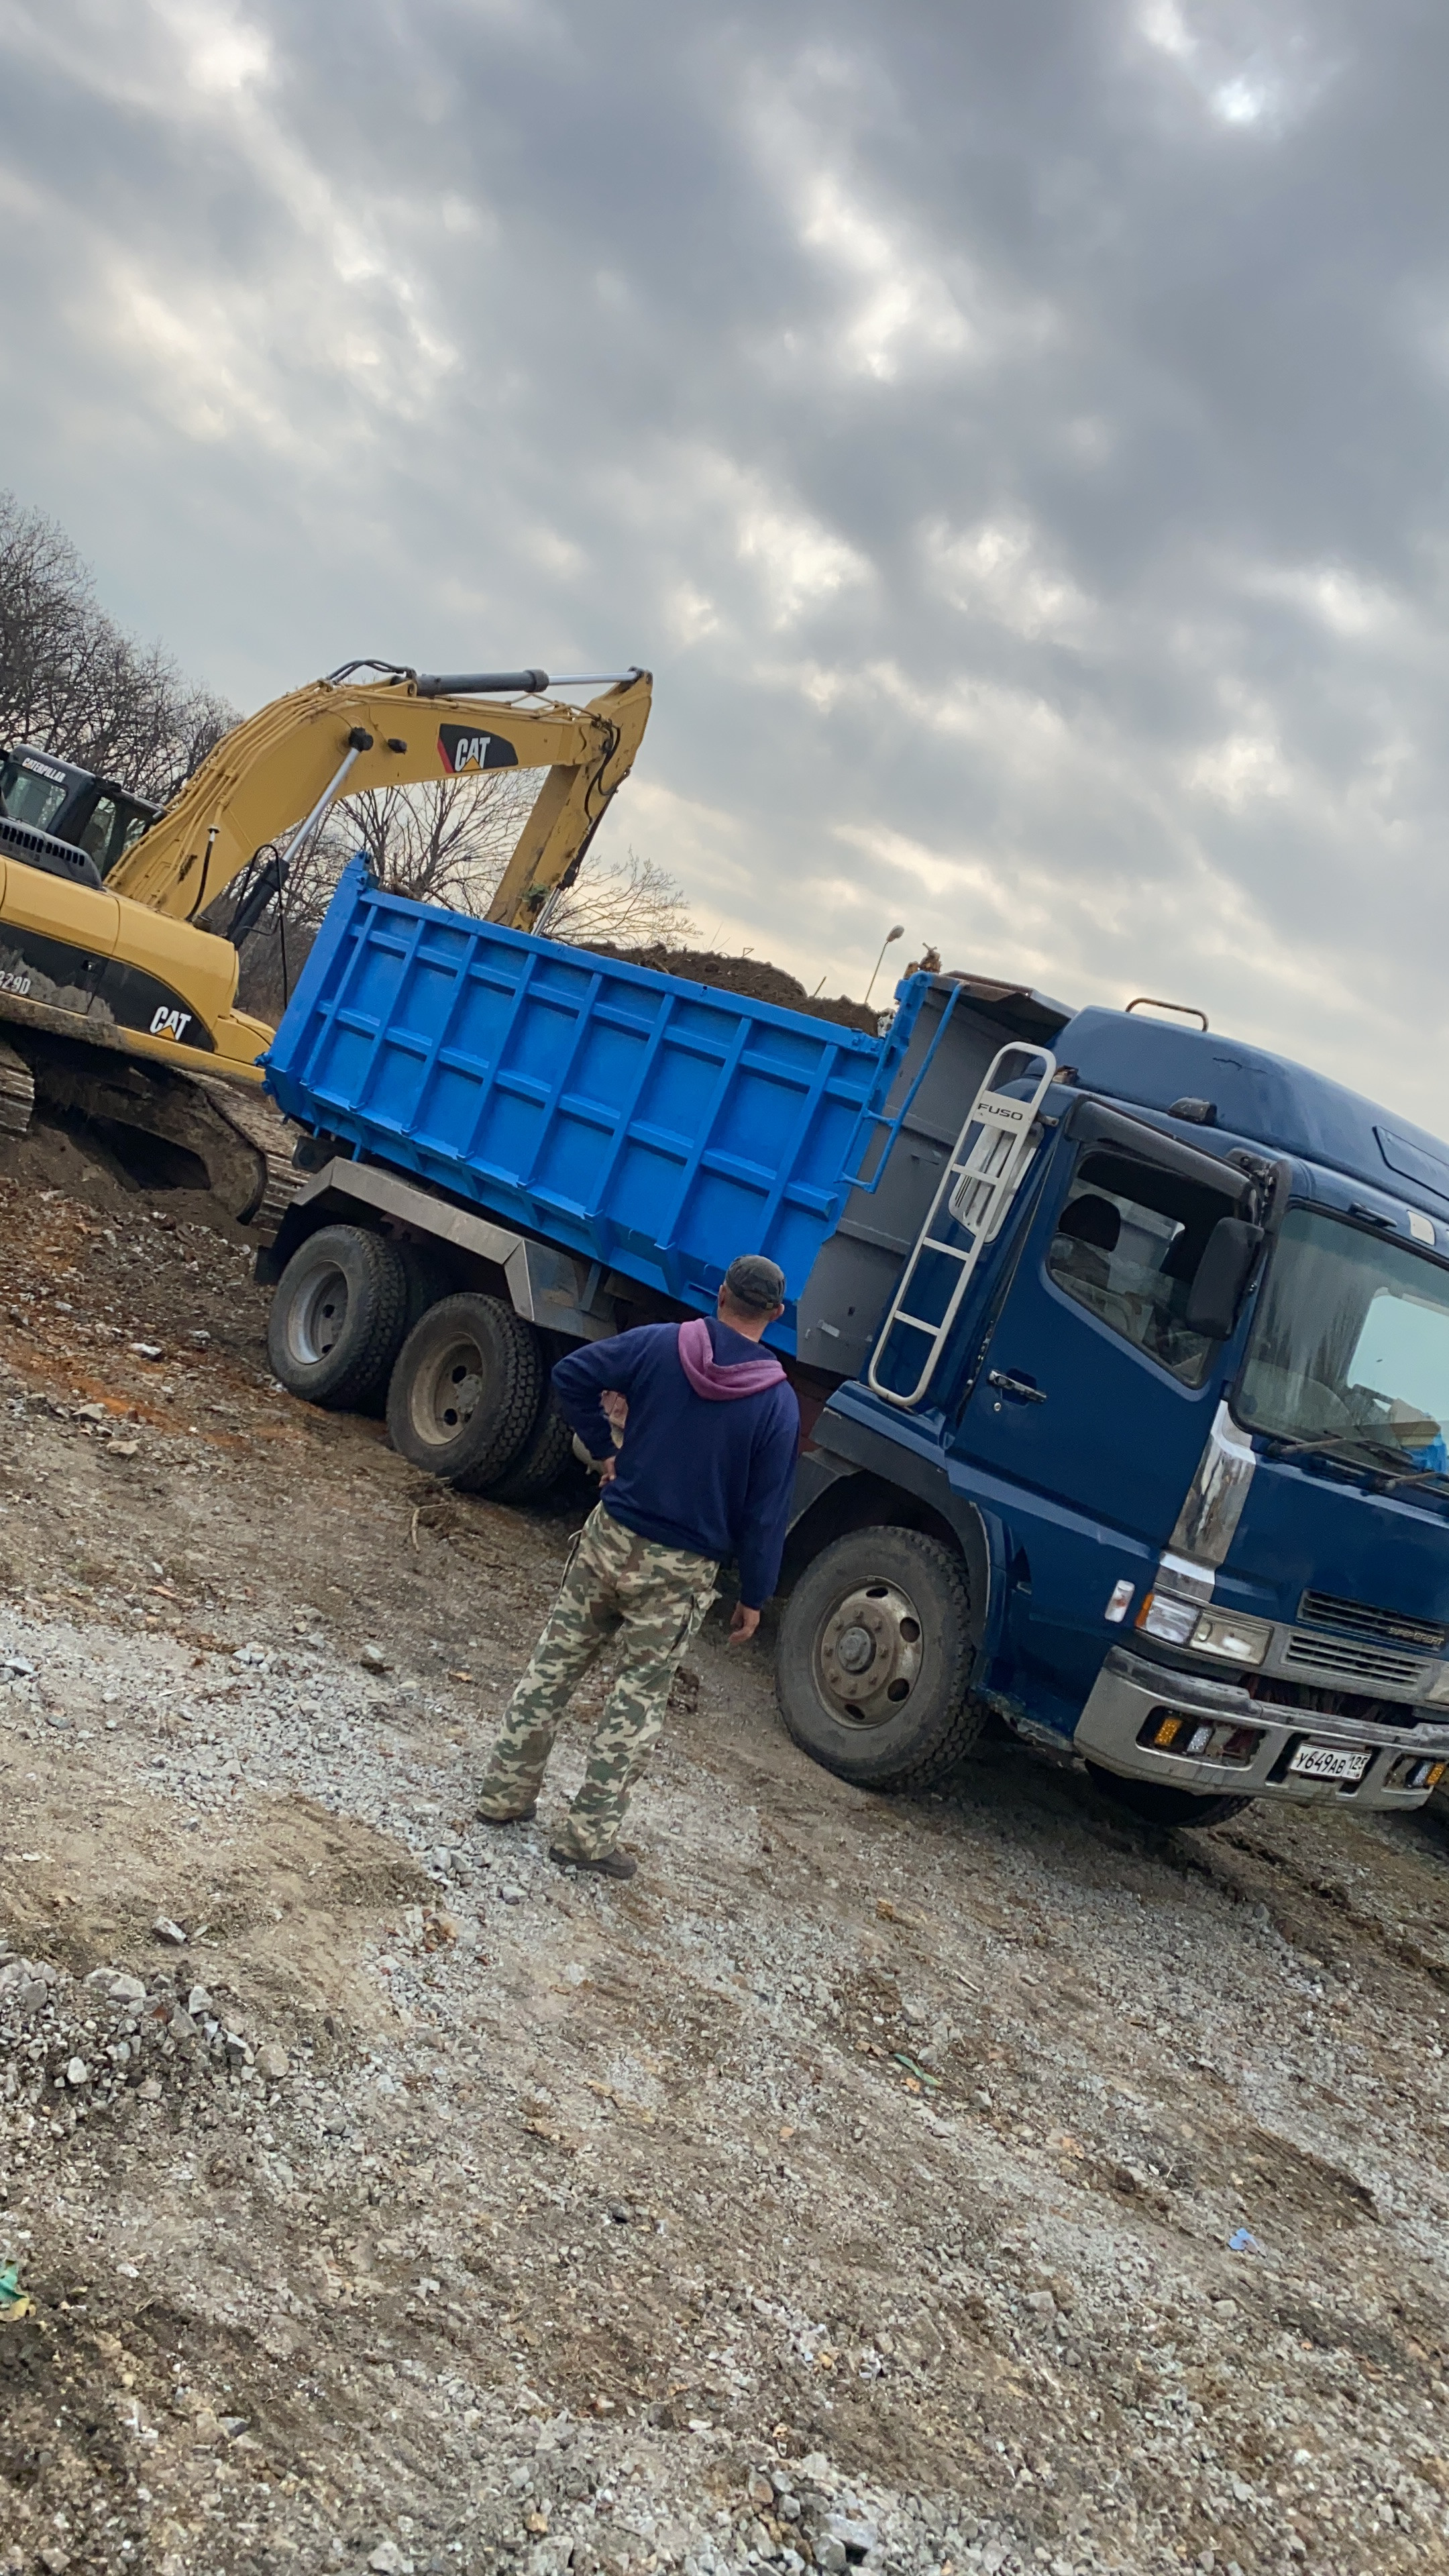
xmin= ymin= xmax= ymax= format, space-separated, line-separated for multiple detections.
xmin=109 ymin=664 xmax=653 ymax=932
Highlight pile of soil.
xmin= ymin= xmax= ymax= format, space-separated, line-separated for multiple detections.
xmin=590 ymin=944 xmax=882 ymax=1036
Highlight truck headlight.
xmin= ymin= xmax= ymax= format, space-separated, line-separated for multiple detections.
xmin=1186 ymin=1608 xmax=1272 ymax=1667
xmin=1424 ymin=1664 xmax=1449 ymax=1705
xmin=1136 ymin=1592 xmax=1199 ymax=1646
xmin=1136 ymin=1594 xmax=1271 ymax=1664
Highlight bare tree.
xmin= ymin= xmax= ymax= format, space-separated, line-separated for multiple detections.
xmin=551 ymin=845 xmax=694 ymax=947
xmin=330 ymin=771 xmax=539 ymax=910
xmin=0 ymin=491 xmax=234 ymax=798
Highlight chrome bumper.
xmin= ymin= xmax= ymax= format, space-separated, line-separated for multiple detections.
xmin=1074 ymin=1646 xmax=1449 ymax=1811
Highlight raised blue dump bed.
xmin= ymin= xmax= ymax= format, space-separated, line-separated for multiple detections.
xmin=264 ymin=859 xmax=914 ymax=1339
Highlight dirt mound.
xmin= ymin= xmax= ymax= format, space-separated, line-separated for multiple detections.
xmin=588 ymin=942 xmax=881 ymax=1035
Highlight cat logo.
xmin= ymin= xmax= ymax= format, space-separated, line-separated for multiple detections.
xmin=437 ymin=723 xmax=519 ymax=776
xmin=149 ymin=1006 xmax=192 ymax=1042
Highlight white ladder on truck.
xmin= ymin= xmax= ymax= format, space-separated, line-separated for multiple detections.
xmin=866 ymin=1043 xmax=1057 ymax=1409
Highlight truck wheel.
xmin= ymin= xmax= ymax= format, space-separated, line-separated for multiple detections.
xmin=775 ymin=1527 xmax=983 ymax=1791
xmin=266 ymin=1224 xmax=410 ymax=1411
xmin=1085 ymin=1765 xmax=1252 ymax=1831
xmin=480 ymin=1392 xmax=576 ymax=1505
xmin=386 ymin=1293 xmax=543 ymax=1490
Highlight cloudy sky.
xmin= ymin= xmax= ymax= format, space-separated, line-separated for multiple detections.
xmin=3 ymin=0 xmax=1449 ymax=1121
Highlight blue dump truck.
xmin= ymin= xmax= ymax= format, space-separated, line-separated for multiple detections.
xmin=258 ymin=856 xmax=1449 ymax=1829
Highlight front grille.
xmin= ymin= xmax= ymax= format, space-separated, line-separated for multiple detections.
xmin=1297 ymin=1587 xmax=1446 ymax=1654
xmin=1283 ymin=1630 xmax=1431 ymax=1694
xmin=1245 ymin=1674 xmax=1424 ymax=1729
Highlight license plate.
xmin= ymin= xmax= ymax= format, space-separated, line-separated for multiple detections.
xmin=1289 ymin=1742 xmax=1371 ymax=1782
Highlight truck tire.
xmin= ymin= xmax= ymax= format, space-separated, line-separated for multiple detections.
xmin=398 ymin=1241 xmax=458 ymax=1331
xmin=480 ymin=1391 xmax=576 ymax=1505
xmin=266 ymin=1224 xmax=411 ymax=1412
xmin=775 ymin=1527 xmax=984 ymax=1791
xmin=1085 ymin=1764 xmax=1252 ymax=1831
xmin=386 ymin=1293 xmax=543 ymax=1491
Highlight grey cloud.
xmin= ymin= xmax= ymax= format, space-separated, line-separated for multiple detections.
xmin=3 ymin=1 xmax=1449 ymax=1117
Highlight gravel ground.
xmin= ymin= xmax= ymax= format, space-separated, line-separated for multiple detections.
xmin=2 ymin=1112 xmax=1449 ymax=2576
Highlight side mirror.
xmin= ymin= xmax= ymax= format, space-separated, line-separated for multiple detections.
xmin=1185 ymin=1217 xmax=1264 ymax=1340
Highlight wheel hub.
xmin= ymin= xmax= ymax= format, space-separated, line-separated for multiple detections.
xmin=815 ymin=1579 xmax=924 ymax=1726
xmin=292 ymin=1265 xmax=348 ymax=1365
xmin=413 ymin=1339 xmax=485 ymax=1445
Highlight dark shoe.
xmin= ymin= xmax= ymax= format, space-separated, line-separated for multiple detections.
xmin=549 ymin=1842 xmax=637 ymax=1880
xmin=477 ymin=1803 xmax=537 ymax=1825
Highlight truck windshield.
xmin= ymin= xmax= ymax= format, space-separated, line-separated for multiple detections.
xmin=1236 ymin=1207 xmax=1449 ymax=1479
xmin=0 ymin=753 xmax=67 ymax=834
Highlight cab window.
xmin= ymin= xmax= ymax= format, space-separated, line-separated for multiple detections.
xmin=77 ymin=797 xmax=148 ymax=874
xmin=0 ymin=755 xmax=66 ymax=834
xmin=78 ymin=797 xmax=120 ymax=867
xmin=1046 ymin=1147 xmax=1239 ymax=1386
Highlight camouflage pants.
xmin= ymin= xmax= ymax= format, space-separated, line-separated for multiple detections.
xmin=476 ymin=1503 xmax=718 ymax=1859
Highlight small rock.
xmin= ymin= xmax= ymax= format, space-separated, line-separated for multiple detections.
xmin=152 ymin=1917 xmax=187 ymax=1946
xmin=360 ymin=1643 xmax=392 ymax=1674
xmin=257 ymin=2042 xmax=290 ymax=2081
xmin=498 ymin=1884 xmax=524 ymax=1907
xmin=1026 ymin=2288 xmax=1057 ymax=2315
xmin=823 ymin=2519 xmax=879 ymax=2566
xmin=138 ymin=2077 xmax=162 ymax=2101
xmin=186 ymin=1985 xmax=213 ymax=2019
xmin=130 ymin=1342 xmax=164 ymax=1360
xmin=44 ymin=1711 xmax=72 ymax=1731
xmin=107 ymin=1440 xmax=140 ymax=1460
xmin=369 ymin=2544 xmax=407 ymax=2574
xmin=88 ymin=1967 xmax=140 ymax=2001
xmin=66 ymin=2056 xmax=90 ymax=2088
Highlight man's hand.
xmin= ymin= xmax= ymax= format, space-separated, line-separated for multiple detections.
xmin=594 ymin=1454 xmax=617 ymax=1485
xmin=729 ymin=1603 xmax=761 ymax=1645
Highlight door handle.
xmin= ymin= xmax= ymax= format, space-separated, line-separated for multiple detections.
xmin=987 ymin=1369 xmax=1047 ymax=1404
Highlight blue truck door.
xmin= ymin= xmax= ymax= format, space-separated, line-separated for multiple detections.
xmin=950 ymin=1099 xmax=1254 ymax=1707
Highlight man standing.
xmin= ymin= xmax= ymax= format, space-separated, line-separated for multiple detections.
xmin=476 ymin=1255 xmax=800 ymax=1880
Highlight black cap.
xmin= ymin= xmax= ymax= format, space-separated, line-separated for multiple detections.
xmin=722 ymin=1254 xmax=786 ymax=1313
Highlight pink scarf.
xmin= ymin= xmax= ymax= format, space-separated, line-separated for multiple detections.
xmin=676 ymin=1315 xmax=786 ymax=1401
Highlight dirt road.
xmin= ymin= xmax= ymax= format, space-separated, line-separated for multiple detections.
xmin=2 ymin=1111 xmax=1448 ymax=2576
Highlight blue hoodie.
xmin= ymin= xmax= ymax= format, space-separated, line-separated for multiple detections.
xmin=551 ymin=1321 xmax=800 ymax=1608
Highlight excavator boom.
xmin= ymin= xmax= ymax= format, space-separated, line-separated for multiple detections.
xmin=110 ymin=665 xmax=652 ymax=931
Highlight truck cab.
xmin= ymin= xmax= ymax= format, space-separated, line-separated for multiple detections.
xmin=782 ymin=997 xmax=1449 ymax=1824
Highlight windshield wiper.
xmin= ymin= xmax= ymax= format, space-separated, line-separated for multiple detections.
xmin=1255 ymin=1426 xmax=1449 ymax=1493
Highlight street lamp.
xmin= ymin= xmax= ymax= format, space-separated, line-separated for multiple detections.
xmin=863 ymin=923 xmax=905 ymax=1009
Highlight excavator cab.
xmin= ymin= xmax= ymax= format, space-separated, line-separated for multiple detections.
xmin=0 ymin=746 xmax=160 ymax=883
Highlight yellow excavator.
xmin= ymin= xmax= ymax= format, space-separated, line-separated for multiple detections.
xmin=0 ymin=661 xmax=651 ymax=1229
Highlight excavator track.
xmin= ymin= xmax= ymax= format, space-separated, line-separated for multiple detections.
xmin=0 ymin=1034 xmax=35 ymax=1137
xmin=0 ymin=992 xmax=299 ymax=1242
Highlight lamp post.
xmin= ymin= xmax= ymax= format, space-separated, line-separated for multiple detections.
xmin=863 ymin=923 xmax=905 ymax=1010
